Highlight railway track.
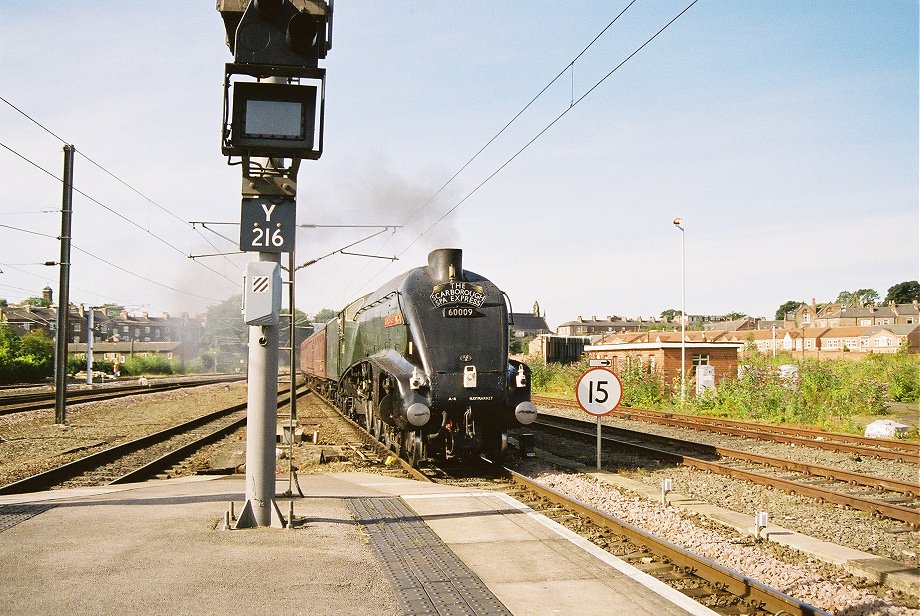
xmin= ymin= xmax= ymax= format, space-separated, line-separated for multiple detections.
xmin=0 ymin=388 xmax=306 ymax=495
xmin=533 ymin=395 xmax=920 ymax=463
xmin=534 ymin=413 xmax=920 ymax=526
xmin=307 ymin=392 xmax=829 ymax=616
xmin=0 ymin=375 xmax=245 ymax=417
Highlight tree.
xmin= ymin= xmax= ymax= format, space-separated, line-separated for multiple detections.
xmin=0 ymin=298 xmax=7 ymax=307
xmin=199 ymin=295 xmax=247 ymax=373
xmin=854 ymin=288 xmax=879 ymax=305
xmin=836 ymin=289 xmax=879 ymax=306
xmin=659 ymin=308 xmax=680 ymax=323
xmin=18 ymin=329 xmax=53 ymax=364
xmin=884 ymin=281 xmax=920 ymax=304
xmin=0 ymin=323 xmax=20 ymax=359
xmin=280 ymin=308 xmax=312 ymax=367
xmin=313 ymin=308 xmax=337 ymax=323
xmin=101 ymin=303 xmax=125 ymax=317
xmin=22 ymin=296 xmax=51 ymax=308
xmin=725 ymin=311 xmax=747 ymax=320
xmin=775 ymin=300 xmax=804 ymax=320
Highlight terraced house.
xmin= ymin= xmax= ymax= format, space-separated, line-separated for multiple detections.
xmin=0 ymin=289 xmax=205 ymax=362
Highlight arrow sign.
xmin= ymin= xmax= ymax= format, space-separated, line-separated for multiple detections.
xmin=589 ymin=359 xmax=611 ymax=367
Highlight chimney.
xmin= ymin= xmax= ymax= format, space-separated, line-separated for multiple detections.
xmin=426 ymin=248 xmax=463 ymax=284
xmin=42 ymin=285 xmax=53 ymax=304
xmin=162 ymin=311 xmax=170 ymax=319
xmin=591 ymin=315 xmax=597 ymax=321
xmin=142 ymin=311 xmax=149 ymax=319
xmin=78 ymin=304 xmax=85 ymax=318
xmin=120 ymin=310 xmax=128 ymax=319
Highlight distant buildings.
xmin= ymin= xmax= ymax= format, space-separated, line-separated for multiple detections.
xmin=556 ymin=315 xmax=656 ymax=337
xmin=0 ymin=287 xmax=205 ymax=362
xmin=536 ymin=300 xmax=920 ymax=363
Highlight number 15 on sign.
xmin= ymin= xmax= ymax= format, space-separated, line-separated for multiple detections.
xmin=576 ymin=368 xmax=623 ymax=469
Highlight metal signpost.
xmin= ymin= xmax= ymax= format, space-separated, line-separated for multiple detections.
xmin=575 ymin=367 xmax=623 ymax=470
xmin=217 ymin=0 xmax=331 ymax=529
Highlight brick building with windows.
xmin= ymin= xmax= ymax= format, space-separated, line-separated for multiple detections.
xmin=0 ymin=288 xmax=205 ymax=362
xmin=584 ymin=340 xmax=744 ymax=388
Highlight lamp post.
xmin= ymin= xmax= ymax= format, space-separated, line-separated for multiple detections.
xmin=673 ymin=217 xmax=686 ymax=405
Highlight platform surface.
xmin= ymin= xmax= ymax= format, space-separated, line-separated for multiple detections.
xmin=0 ymin=473 xmax=716 ymax=616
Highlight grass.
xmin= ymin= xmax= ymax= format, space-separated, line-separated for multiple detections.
xmin=529 ymin=349 xmax=920 ymax=437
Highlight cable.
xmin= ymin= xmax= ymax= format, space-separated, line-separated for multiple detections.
xmin=0 ymin=139 xmax=237 ymax=286
xmin=70 ymin=243 xmax=224 ymax=302
xmin=0 ymin=94 xmax=188 ymax=226
xmin=400 ymin=0 xmax=637 ymax=226
xmin=0 ymin=261 xmax=124 ymax=304
xmin=0 ymin=96 xmax=242 ymax=284
xmin=402 ymin=0 xmax=700 ymax=255
xmin=338 ymin=1 xmax=699 ymax=304
xmin=0 ymin=223 xmax=57 ymax=240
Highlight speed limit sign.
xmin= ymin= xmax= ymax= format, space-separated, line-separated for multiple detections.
xmin=576 ymin=367 xmax=623 ymax=469
xmin=576 ymin=367 xmax=623 ymax=416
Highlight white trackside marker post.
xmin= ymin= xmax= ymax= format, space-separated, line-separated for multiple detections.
xmin=575 ymin=368 xmax=623 ymax=470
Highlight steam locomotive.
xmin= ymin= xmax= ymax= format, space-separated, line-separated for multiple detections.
xmin=300 ymin=248 xmax=537 ymax=465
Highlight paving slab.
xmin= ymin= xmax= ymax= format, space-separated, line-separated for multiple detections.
xmin=1 ymin=472 xmax=722 ymax=616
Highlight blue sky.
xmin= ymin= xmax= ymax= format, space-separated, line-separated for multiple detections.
xmin=0 ymin=1 xmax=916 ymax=329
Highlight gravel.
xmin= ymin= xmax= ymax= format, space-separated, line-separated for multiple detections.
xmin=0 ymin=381 xmax=248 ymax=486
xmin=512 ymin=461 xmax=920 ymax=616
xmin=537 ymin=404 xmax=920 ymax=565
xmin=3 ymin=386 xmax=917 ymax=615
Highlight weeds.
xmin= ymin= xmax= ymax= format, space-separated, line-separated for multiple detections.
xmin=530 ymin=350 xmax=920 ymax=432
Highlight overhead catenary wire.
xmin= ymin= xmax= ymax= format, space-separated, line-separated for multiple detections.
xmin=0 ymin=139 xmax=237 ymax=286
xmin=324 ymin=5 xmax=640 ymax=306
xmin=70 ymin=244 xmax=223 ymax=302
xmin=402 ymin=0 xmax=700 ymax=256
xmin=0 ymin=261 xmax=129 ymax=305
xmin=1 ymin=94 xmax=187 ymax=227
xmin=346 ymin=0 xmax=700 ymax=300
xmin=399 ymin=0 xmax=638 ymax=228
xmin=0 ymin=94 xmax=243 ymax=283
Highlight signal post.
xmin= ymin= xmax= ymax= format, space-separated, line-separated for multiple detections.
xmin=216 ymin=0 xmax=331 ymax=528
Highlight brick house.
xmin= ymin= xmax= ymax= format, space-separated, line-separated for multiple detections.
xmin=815 ymin=302 xmax=919 ymax=328
xmin=68 ymin=341 xmax=185 ymax=363
xmin=0 ymin=288 xmax=204 ymax=361
xmin=556 ymin=315 xmax=648 ymax=337
xmin=584 ymin=340 xmax=744 ymax=388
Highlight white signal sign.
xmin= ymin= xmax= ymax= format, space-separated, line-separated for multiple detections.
xmin=576 ymin=368 xmax=623 ymax=416
xmin=589 ymin=359 xmax=611 ymax=367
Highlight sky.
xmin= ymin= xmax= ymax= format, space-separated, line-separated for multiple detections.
xmin=0 ymin=1 xmax=916 ymax=330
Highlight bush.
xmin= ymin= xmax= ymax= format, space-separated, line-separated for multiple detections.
xmin=0 ymin=356 xmax=52 ymax=383
xmin=527 ymin=354 xmax=589 ymax=398
xmin=530 ymin=350 xmax=920 ymax=432
xmin=121 ymin=355 xmax=182 ymax=376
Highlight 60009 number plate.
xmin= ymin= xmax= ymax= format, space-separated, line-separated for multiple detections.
xmin=443 ymin=306 xmax=479 ymax=318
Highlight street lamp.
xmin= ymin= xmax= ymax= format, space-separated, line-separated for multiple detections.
xmin=673 ymin=217 xmax=686 ymax=405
